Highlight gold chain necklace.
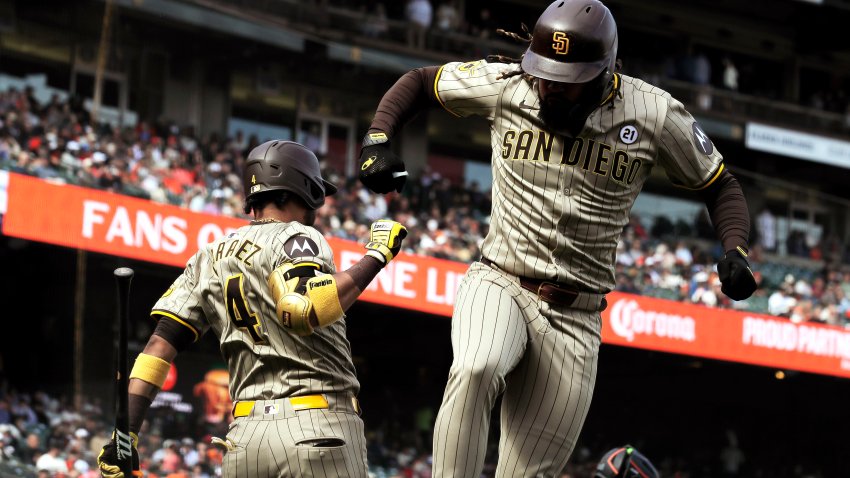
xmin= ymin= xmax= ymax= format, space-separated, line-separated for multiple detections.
xmin=250 ymin=218 xmax=284 ymax=225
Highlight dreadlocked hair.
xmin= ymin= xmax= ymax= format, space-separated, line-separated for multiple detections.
xmin=486 ymin=23 xmax=535 ymax=81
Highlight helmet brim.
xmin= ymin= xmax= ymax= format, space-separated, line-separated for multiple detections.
xmin=323 ymin=179 xmax=338 ymax=197
xmin=522 ymin=49 xmax=608 ymax=84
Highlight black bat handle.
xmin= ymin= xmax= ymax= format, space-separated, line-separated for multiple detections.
xmin=113 ymin=267 xmax=134 ymax=476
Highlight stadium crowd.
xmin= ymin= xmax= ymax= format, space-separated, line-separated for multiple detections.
xmin=2 ymin=86 xmax=849 ymax=326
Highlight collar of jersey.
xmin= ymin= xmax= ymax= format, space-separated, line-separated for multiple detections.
xmin=600 ymin=73 xmax=621 ymax=107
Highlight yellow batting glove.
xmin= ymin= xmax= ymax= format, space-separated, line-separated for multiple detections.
xmin=364 ymin=220 xmax=408 ymax=265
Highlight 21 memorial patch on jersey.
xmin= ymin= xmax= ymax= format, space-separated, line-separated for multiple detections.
xmin=285 ymin=235 xmax=319 ymax=258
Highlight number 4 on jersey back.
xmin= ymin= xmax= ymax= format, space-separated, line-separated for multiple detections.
xmin=225 ymin=274 xmax=266 ymax=344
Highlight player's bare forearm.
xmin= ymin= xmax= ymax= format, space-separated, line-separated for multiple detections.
xmin=369 ymin=66 xmax=441 ymax=137
xmin=126 ymin=334 xmax=178 ymax=433
xmin=336 ymin=256 xmax=384 ymax=310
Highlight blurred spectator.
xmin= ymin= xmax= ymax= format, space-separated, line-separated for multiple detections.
xmin=434 ymin=1 xmax=461 ymax=50
xmin=722 ymin=57 xmax=739 ymax=92
xmin=406 ymin=0 xmax=433 ymax=49
xmin=360 ymin=3 xmax=389 ymax=38
xmin=756 ymin=207 xmax=777 ymax=253
xmin=768 ymin=283 xmax=797 ymax=317
xmin=719 ymin=429 xmax=745 ymax=477
xmin=34 ymin=441 xmax=68 ymax=474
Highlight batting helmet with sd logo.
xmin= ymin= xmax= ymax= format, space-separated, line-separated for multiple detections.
xmin=521 ymin=0 xmax=618 ymax=84
xmin=242 ymin=140 xmax=337 ymax=212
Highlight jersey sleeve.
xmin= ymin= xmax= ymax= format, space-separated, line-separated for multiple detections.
xmin=151 ymin=250 xmax=209 ymax=342
xmin=657 ymin=95 xmax=725 ymax=190
xmin=434 ymin=60 xmax=514 ymax=120
xmin=271 ymin=224 xmax=337 ymax=274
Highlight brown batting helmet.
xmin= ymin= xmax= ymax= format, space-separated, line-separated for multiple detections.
xmin=243 ymin=140 xmax=337 ymax=210
xmin=521 ymin=0 xmax=618 ymax=84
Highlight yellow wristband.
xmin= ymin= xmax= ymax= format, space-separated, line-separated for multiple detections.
xmin=305 ymin=275 xmax=345 ymax=327
xmin=129 ymin=353 xmax=171 ymax=389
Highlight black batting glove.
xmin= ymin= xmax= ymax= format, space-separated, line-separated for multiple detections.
xmin=717 ymin=246 xmax=757 ymax=301
xmin=97 ymin=431 xmax=141 ymax=478
xmin=359 ymin=132 xmax=408 ymax=194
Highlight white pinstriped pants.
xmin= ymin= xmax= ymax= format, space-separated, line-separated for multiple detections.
xmin=221 ymin=403 xmax=367 ymax=478
xmin=433 ymin=261 xmax=603 ymax=478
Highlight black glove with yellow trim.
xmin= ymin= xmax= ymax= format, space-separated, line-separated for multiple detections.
xmin=717 ymin=246 xmax=757 ymax=301
xmin=359 ymin=132 xmax=408 ymax=194
xmin=364 ymin=220 xmax=408 ymax=265
xmin=97 ymin=431 xmax=141 ymax=478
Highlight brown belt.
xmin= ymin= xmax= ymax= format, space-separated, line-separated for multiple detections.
xmin=481 ymin=258 xmax=579 ymax=307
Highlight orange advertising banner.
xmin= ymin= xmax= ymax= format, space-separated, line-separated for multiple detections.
xmin=4 ymin=173 xmax=850 ymax=378
xmin=601 ymin=293 xmax=850 ymax=378
xmin=3 ymin=173 xmax=248 ymax=266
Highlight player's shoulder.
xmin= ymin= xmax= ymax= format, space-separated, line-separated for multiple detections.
xmin=440 ymin=59 xmax=517 ymax=80
xmin=270 ymin=222 xmax=331 ymax=259
xmin=271 ymin=221 xmax=325 ymax=242
xmin=618 ymin=74 xmax=673 ymax=100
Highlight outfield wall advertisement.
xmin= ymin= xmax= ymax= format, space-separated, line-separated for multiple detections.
xmin=4 ymin=172 xmax=849 ymax=378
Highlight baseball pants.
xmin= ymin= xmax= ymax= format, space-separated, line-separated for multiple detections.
xmin=432 ymin=261 xmax=604 ymax=478
xmin=220 ymin=394 xmax=368 ymax=478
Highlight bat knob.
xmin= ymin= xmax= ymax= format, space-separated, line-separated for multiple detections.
xmin=114 ymin=267 xmax=135 ymax=279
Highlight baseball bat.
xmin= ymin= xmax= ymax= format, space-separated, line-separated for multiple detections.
xmin=113 ymin=267 xmax=134 ymax=476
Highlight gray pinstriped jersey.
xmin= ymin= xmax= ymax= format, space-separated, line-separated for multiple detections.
xmin=151 ymin=222 xmax=359 ymax=402
xmin=435 ymin=60 xmax=724 ymax=293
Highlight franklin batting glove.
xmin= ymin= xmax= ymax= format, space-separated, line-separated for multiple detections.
xmin=359 ymin=132 xmax=408 ymax=194
xmin=364 ymin=220 xmax=408 ymax=265
xmin=717 ymin=246 xmax=757 ymax=301
xmin=97 ymin=431 xmax=142 ymax=478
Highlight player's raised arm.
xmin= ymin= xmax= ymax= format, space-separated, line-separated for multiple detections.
xmin=359 ymin=60 xmax=511 ymax=194
xmin=358 ymin=66 xmax=441 ymax=194
xmin=269 ymin=220 xmax=407 ymax=336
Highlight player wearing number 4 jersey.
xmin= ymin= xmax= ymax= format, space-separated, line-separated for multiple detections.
xmin=97 ymin=140 xmax=407 ymax=478
xmin=359 ymin=1 xmax=756 ymax=477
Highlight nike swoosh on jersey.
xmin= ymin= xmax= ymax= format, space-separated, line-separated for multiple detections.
xmin=519 ymin=99 xmax=539 ymax=110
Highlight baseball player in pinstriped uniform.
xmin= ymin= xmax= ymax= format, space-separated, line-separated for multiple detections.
xmin=358 ymin=1 xmax=756 ymax=477
xmin=97 ymin=140 xmax=408 ymax=478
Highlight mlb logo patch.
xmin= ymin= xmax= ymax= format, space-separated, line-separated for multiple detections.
xmin=264 ymin=404 xmax=279 ymax=415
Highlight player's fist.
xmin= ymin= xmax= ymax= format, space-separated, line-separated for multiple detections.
xmin=359 ymin=132 xmax=408 ymax=194
xmin=97 ymin=431 xmax=141 ymax=478
xmin=717 ymin=247 xmax=757 ymax=301
xmin=364 ymin=220 xmax=408 ymax=265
